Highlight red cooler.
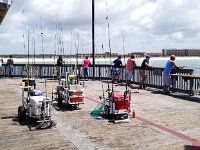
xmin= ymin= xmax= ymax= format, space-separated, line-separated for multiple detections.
xmin=109 ymin=93 xmax=130 ymax=112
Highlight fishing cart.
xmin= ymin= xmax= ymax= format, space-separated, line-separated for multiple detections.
xmin=56 ymin=72 xmax=85 ymax=109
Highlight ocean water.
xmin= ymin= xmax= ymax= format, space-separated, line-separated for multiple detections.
xmin=2 ymin=57 xmax=200 ymax=73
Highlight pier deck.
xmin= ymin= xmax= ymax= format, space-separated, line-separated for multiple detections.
xmin=0 ymin=78 xmax=200 ymax=150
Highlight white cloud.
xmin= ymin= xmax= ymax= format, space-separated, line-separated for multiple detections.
xmin=1 ymin=0 xmax=200 ymax=55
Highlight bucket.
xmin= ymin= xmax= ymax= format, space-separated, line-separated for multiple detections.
xmin=22 ymin=78 xmax=35 ymax=86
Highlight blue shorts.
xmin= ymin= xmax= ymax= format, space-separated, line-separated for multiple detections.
xmin=112 ymin=68 xmax=120 ymax=76
xmin=83 ymin=68 xmax=88 ymax=77
xmin=9 ymin=66 xmax=13 ymax=73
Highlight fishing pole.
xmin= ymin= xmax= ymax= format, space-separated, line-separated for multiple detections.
xmin=27 ymin=28 xmax=30 ymax=97
xmin=105 ymin=0 xmax=116 ymax=123
xmin=32 ymin=28 xmax=36 ymax=79
xmin=105 ymin=0 xmax=113 ymax=92
xmin=40 ymin=16 xmax=47 ymax=98
xmin=75 ymin=30 xmax=80 ymax=84
xmin=59 ymin=22 xmax=65 ymax=78
xmin=22 ymin=26 xmax=28 ymax=77
xmin=102 ymin=43 xmax=110 ymax=91
xmin=122 ymin=35 xmax=128 ymax=91
xmin=52 ymin=14 xmax=59 ymax=101
xmin=70 ymin=30 xmax=73 ymax=71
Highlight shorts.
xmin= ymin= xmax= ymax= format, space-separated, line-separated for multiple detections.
xmin=163 ymin=73 xmax=172 ymax=86
xmin=139 ymin=69 xmax=147 ymax=76
xmin=126 ymin=70 xmax=133 ymax=80
xmin=9 ymin=66 xmax=13 ymax=73
xmin=83 ymin=68 xmax=89 ymax=77
xmin=112 ymin=68 xmax=120 ymax=76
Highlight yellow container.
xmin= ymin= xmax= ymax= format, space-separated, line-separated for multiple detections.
xmin=18 ymin=81 xmax=25 ymax=86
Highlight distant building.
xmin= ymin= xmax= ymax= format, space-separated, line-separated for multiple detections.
xmin=162 ymin=49 xmax=200 ymax=57
xmin=147 ymin=52 xmax=162 ymax=57
xmin=76 ymin=52 xmax=119 ymax=58
xmin=128 ymin=52 xmax=145 ymax=58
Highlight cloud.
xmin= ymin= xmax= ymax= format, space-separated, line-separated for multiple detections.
xmin=1 ymin=0 xmax=200 ymax=55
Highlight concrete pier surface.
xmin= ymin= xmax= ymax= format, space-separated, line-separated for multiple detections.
xmin=0 ymin=78 xmax=200 ymax=150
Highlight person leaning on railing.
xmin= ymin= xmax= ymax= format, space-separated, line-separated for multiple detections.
xmin=163 ymin=55 xmax=183 ymax=94
xmin=138 ymin=55 xmax=153 ymax=90
xmin=125 ymin=55 xmax=136 ymax=87
xmin=112 ymin=55 xmax=122 ymax=83
xmin=0 ymin=58 xmax=3 ymax=77
xmin=56 ymin=55 xmax=63 ymax=78
xmin=7 ymin=55 xmax=14 ymax=78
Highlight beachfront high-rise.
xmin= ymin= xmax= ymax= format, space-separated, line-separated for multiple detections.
xmin=162 ymin=48 xmax=200 ymax=57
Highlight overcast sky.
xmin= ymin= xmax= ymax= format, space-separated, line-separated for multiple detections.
xmin=1 ymin=0 xmax=200 ymax=55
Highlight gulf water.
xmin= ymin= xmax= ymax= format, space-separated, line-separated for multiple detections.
xmin=2 ymin=57 xmax=200 ymax=73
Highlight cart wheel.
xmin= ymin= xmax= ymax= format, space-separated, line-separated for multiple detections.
xmin=105 ymin=105 xmax=110 ymax=115
xmin=18 ymin=106 xmax=26 ymax=121
xmin=74 ymin=104 xmax=79 ymax=110
xmin=58 ymin=94 xmax=63 ymax=106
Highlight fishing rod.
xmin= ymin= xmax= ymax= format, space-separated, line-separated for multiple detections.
xmin=74 ymin=30 xmax=80 ymax=83
xmin=102 ymin=43 xmax=110 ymax=91
xmin=22 ymin=26 xmax=28 ymax=77
xmin=122 ymin=35 xmax=128 ymax=91
xmin=122 ymin=35 xmax=129 ymax=110
xmin=40 ymin=16 xmax=47 ymax=98
xmin=105 ymin=0 xmax=116 ymax=123
xmin=70 ymin=30 xmax=73 ymax=71
xmin=52 ymin=14 xmax=59 ymax=101
xmin=32 ymin=28 xmax=36 ymax=79
xmin=59 ymin=22 xmax=65 ymax=78
xmin=27 ymin=28 xmax=30 ymax=97
xmin=105 ymin=0 xmax=113 ymax=93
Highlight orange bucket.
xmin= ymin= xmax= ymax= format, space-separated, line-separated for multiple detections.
xmin=132 ymin=111 xmax=136 ymax=118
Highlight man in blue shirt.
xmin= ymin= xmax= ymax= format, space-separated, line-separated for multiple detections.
xmin=163 ymin=55 xmax=182 ymax=94
xmin=112 ymin=55 xmax=122 ymax=83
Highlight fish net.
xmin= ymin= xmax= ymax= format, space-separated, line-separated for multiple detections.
xmin=90 ymin=98 xmax=107 ymax=118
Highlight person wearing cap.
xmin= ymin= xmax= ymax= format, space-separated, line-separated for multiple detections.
xmin=163 ymin=55 xmax=182 ymax=94
xmin=56 ymin=55 xmax=63 ymax=79
xmin=138 ymin=55 xmax=152 ymax=90
xmin=112 ymin=55 xmax=122 ymax=83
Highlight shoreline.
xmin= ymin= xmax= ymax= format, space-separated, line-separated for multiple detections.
xmin=1 ymin=56 xmax=200 ymax=62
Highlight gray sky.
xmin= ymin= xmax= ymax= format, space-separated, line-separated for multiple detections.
xmin=1 ymin=0 xmax=200 ymax=55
